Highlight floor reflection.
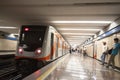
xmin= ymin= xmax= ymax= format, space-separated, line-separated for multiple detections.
xmin=45 ymin=53 xmax=120 ymax=80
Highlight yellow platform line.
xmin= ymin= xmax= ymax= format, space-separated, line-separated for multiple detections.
xmin=37 ymin=54 xmax=69 ymax=80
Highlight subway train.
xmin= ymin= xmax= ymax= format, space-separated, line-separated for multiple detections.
xmin=15 ymin=25 xmax=69 ymax=75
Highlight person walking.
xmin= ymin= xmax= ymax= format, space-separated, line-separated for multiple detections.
xmin=106 ymin=38 xmax=120 ymax=69
xmin=100 ymin=42 xmax=108 ymax=65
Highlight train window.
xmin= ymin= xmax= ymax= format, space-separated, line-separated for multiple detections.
xmin=22 ymin=33 xmax=25 ymax=41
xmin=19 ymin=29 xmax=46 ymax=51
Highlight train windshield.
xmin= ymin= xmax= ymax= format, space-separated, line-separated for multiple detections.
xmin=19 ymin=26 xmax=47 ymax=51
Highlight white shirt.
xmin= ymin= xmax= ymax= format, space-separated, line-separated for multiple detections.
xmin=102 ymin=45 xmax=108 ymax=53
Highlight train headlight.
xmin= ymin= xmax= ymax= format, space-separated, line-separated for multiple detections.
xmin=37 ymin=50 xmax=41 ymax=53
xmin=35 ymin=48 xmax=42 ymax=54
xmin=19 ymin=48 xmax=23 ymax=54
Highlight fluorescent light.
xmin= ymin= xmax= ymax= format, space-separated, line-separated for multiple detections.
xmin=58 ymin=28 xmax=101 ymax=31
xmin=52 ymin=21 xmax=112 ymax=24
xmin=68 ymin=40 xmax=86 ymax=42
xmin=66 ymin=36 xmax=91 ymax=38
xmin=67 ymin=37 xmax=88 ymax=39
xmin=62 ymin=33 xmax=95 ymax=35
xmin=0 ymin=26 xmax=17 ymax=29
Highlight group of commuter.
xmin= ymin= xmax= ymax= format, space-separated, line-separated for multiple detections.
xmin=70 ymin=46 xmax=87 ymax=56
xmin=69 ymin=47 xmax=81 ymax=54
xmin=100 ymin=38 xmax=120 ymax=69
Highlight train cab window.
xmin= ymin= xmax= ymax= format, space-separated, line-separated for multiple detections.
xmin=19 ymin=26 xmax=47 ymax=51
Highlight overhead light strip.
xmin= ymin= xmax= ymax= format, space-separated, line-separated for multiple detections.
xmin=62 ymin=33 xmax=95 ymax=35
xmin=58 ymin=28 xmax=101 ymax=31
xmin=52 ymin=21 xmax=112 ymax=24
xmin=66 ymin=37 xmax=89 ymax=39
xmin=0 ymin=26 xmax=17 ymax=29
xmin=65 ymin=35 xmax=91 ymax=37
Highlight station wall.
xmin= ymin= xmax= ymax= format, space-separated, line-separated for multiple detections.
xmin=86 ymin=32 xmax=120 ymax=67
xmin=0 ymin=38 xmax=17 ymax=51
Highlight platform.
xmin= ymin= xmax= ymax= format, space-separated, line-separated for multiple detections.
xmin=0 ymin=52 xmax=15 ymax=55
xmin=24 ymin=53 xmax=120 ymax=80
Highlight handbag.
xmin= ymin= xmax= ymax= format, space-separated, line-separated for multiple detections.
xmin=108 ymin=48 xmax=113 ymax=55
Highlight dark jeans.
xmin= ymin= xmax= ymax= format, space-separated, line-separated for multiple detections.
xmin=107 ymin=54 xmax=116 ymax=68
xmin=101 ymin=53 xmax=106 ymax=64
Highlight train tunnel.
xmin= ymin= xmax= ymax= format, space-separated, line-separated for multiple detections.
xmin=0 ymin=0 xmax=120 ymax=80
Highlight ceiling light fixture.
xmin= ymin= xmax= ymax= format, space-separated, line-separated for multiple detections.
xmin=66 ymin=36 xmax=90 ymax=37
xmin=62 ymin=33 xmax=95 ymax=35
xmin=0 ymin=26 xmax=17 ymax=29
xmin=52 ymin=21 xmax=112 ymax=24
xmin=58 ymin=28 xmax=101 ymax=31
xmin=67 ymin=38 xmax=88 ymax=40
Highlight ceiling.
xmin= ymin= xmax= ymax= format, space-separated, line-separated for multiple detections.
xmin=0 ymin=0 xmax=120 ymax=46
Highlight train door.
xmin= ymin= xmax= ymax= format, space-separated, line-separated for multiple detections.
xmin=62 ymin=42 xmax=64 ymax=55
xmin=65 ymin=44 xmax=67 ymax=54
xmin=50 ymin=33 xmax=54 ymax=59
xmin=61 ymin=41 xmax=63 ymax=55
xmin=55 ymin=37 xmax=59 ymax=57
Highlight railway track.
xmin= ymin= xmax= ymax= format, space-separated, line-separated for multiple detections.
xmin=0 ymin=54 xmax=22 ymax=80
xmin=0 ymin=54 xmax=64 ymax=80
xmin=0 ymin=66 xmax=22 ymax=80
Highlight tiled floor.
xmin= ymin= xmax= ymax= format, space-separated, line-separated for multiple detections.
xmin=45 ymin=53 xmax=120 ymax=80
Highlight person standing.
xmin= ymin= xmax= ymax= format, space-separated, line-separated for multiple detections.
xmin=101 ymin=42 xmax=108 ymax=65
xmin=106 ymin=38 xmax=120 ymax=69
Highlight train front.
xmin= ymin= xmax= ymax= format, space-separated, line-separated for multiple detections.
xmin=15 ymin=25 xmax=47 ymax=60
xmin=15 ymin=25 xmax=48 ymax=77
